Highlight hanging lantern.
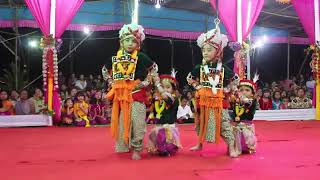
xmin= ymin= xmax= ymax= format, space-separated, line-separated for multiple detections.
xmin=275 ymin=0 xmax=291 ymax=4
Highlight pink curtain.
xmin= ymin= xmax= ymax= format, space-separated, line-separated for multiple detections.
xmin=55 ymin=0 xmax=84 ymax=38
xmin=24 ymin=0 xmax=51 ymax=36
xmin=210 ymin=0 xmax=264 ymax=41
xmin=292 ymin=0 xmax=319 ymax=44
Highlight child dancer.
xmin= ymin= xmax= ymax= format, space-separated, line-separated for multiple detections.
xmin=147 ymin=73 xmax=181 ymax=156
xmin=102 ymin=23 xmax=159 ymax=160
xmin=73 ymin=92 xmax=90 ymax=127
xmin=186 ymin=24 xmax=236 ymax=157
xmin=231 ymin=76 xmax=258 ymax=157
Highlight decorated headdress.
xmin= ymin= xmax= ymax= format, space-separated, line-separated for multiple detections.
xmin=160 ymin=69 xmax=178 ymax=89
xmin=239 ymin=73 xmax=259 ymax=93
xmin=119 ymin=23 xmax=145 ymax=43
xmin=197 ymin=28 xmax=228 ymax=50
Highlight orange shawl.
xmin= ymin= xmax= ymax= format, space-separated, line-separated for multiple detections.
xmin=195 ymin=88 xmax=223 ymax=144
xmin=106 ymin=79 xmax=140 ymax=144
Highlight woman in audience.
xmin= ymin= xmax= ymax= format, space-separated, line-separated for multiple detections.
xmin=272 ymin=91 xmax=282 ymax=110
xmin=280 ymin=90 xmax=287 ymax=99
xmin=9 ymin=90 xmax=19 ymax=107
xmin=29 ymin=88 xmax=45 ymax=114
xmin=288 ymin=88 xmax=312 ymax=109
xmin=259 ymin=90 xmax=272 ymax=110
xmin=61 ymin=98 xmax=74 ymax=125
xmin=0 ymin=90 xmax=14 ymax=115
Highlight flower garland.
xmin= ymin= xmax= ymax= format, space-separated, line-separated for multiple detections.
xmin=155 ymin=100 xmax=166 ymax=119
xmin=115 ymin=49 xmax=138 ymax=78
xmin=306 ymin=43 xmax=320 ymax=80
xmin=42 ymin=47 xmax=59 ymax=92
xmin=229 ymin=41 xmax=250 ymax=80
xmin=235 ymin=104 xmax=245 ymax=118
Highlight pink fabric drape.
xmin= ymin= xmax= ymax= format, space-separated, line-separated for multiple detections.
xmin=24 ymin=0 xmax=84 ymax=122
xmin=55 ymin=0 xmax=84 ymax=38
xmin=292 ymin=0 xmax=319 ymax=44
xmin=24 ymin=0 xmax=50 ymax=36
xmin=210 ymin=0 xmax=264 ymax=41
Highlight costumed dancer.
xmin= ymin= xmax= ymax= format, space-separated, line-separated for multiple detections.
xmin=102 ymin=23 xmax=158 ymax=160
xmin=186 ymin=23 xmax=236 ymax=157
xmin=230 ymin=75 xmax=259 ymax=157
xmin=147 ymin=71 xmax=181 ymax=156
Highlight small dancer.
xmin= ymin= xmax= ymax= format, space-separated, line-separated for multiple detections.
xmin=147 ymin=72 xmax=181 ymax=156
xmin=231 ymin=75 xmax=259 ymax=157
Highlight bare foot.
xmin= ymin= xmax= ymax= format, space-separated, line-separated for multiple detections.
xmin=229 ymin=151 xmax=239 ymax=158
xmin=190 ymin=144 xmax=203 ymax=151
xmin=132 ymin=151 xmax=141 ymax=160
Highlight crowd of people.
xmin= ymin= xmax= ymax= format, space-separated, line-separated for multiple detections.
xmin=0 ymin=73 xmax=315 ymax=123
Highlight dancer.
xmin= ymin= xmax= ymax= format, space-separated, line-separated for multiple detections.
xmin=186 ymin=25 xmax=236 ymax=157
xmin=102 ymin=23 xmax=158 ymax=160
xmin=231 ymin=76 xmax=258 ymax=157
xmin=147 ymin=73 xmax=181 ymax=156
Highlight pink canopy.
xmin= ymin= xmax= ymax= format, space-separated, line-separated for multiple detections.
xmin=292 ymin=0 xmax=320 ymax=44
xmin=24 ymin=0 xmax=84 ymax=38
xmin=210 ymin=0 xmax=264 ymax=42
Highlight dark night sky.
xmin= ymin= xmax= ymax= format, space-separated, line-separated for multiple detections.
xmin=0 ymin=28 xmax=309 ymax=88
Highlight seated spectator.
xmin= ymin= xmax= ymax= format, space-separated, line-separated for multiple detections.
xmin=61 ymin=98 xmax=74 ymax=125
xmin=10 ymin=90 xmax=19 ymax=106
xmin=73 ymin=92 xmax=90 ymax=127
xmin=95 ymin=75 xmax=105 ymax=90
xmin=176 ymin=95 xmax=193 ymax=123
xmin=280 ymin=97 xmax=289 ymax=109
xmin=0 ymin=90 xmax=14 ymax=115
xmin=259 ymin=90 xmax=272 ymax=110
xmin=69 ymin=88 xmax=78 ymax=101
xmin=89 ymin=90 xmax=110 ymax=125
xmin=75 ymin=74 xmax=87 ymax=90
xmin=68 ymin=73 xmax=77 ymax=88
xmin=272 ymin=91 xmax=282 ymax=110
xmin=29 ymin=88 xmax=46 ymax=114
xmin=288 ymin=88 xmax=312 ymax=109
xmin=280 ymin=90 xmax=287 ymax=99
xmin=15 ymin=90 xmax=35 ymax=115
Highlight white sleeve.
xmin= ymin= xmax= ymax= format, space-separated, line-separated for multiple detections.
xmin=187 ymin=106 xmax=193 ymax=117
xmin=176 ymin=106 xmax=185 ymax=119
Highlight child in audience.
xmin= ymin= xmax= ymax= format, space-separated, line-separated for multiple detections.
xmin=280 ymin=97 xmax=289 ymax=109
xmin=176 ymin=95 xmax=193 ymax=123
xmin=61 ymin=98 xmax=74 ymax=125
xmin=0 ymin=90 xmax=14 ymax=115
xmin=272 ymin=91 xmax=282 ymax=110
xmin=73 ymin=92 xmax=90 ymax=127
xmin=259 ymin=90 xmax=272 ymax=110
xmin=89 ymin=90 xmax=109 ymax=125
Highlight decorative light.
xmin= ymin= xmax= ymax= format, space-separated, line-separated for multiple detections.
xmin=83 ymin=27 xmax=90 ymax=34
xmin=155 ymin=1 xmax=161 ymax=9
xmin=275 ymin=0 xmax=291 ymax=4
xmin=29 ymin=40 xmax=38 ymax=48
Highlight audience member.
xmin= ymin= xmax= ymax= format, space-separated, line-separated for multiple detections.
xmin=15 ymin=90 xmax=34 ymax=115
xmin=29 ymin=88 xmax=46 ymax=114
xmin=61 ymin=98 xmax=74 ymax=125
xmin=259 ymin=90 xmax=272 ymax=110
xmin=0 ymin=90 xmax=14 ymax=115
xmin=75 ymin=74 xmax=87 ymax=90
xmin=176 ymin=95 xmax=193 ymax=123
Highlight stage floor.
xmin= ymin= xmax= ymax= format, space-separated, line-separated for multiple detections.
xmin=0 ymin=121 xmax=320 ymax=180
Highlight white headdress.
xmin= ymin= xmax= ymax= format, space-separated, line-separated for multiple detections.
xmin=119 ymin=23 xmax=145 ymax=42
xmin=197 ymin=28 xmax=228 ymax=49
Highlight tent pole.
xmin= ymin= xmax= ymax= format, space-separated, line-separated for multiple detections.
xmin=287 ymin=36 xmax=290 ymax=79
xmin=247 ymin=33 xmax=251 ymax=79
xmin=314 ymin=0 xmax=320 ymax=120
xmin=132 ymin=0 xmax=139 ymax=24
xmin=237 ymin=0 xmax=242 ymax=43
